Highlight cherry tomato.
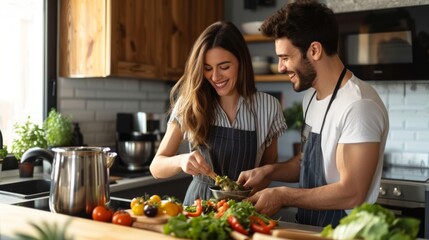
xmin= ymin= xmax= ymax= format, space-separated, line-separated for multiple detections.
xmin=161 ymin=201 xmax=181 ymax=216
xmin=144 ymin=204 xmax=158 ymax=217
xmin=130 ymin=197 xmax=144 ymax=209
xmin=149 ymin=194 xmax=161 ymax=204
xmin=92 ymin=205 xmax=114 ymax=222
xmin=112 ymin=210 xmax=133 ymax=226
xmin=132 ymin=202 xmax=145 ymax=216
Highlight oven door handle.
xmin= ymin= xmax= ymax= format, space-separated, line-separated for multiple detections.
xmin=377 ymin=198 xmax=426 ymax=208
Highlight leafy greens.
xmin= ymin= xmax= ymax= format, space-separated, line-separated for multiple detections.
xmin=321 ymin=202 xmax=420 ymax=240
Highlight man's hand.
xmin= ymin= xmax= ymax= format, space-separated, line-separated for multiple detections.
xmin=246 ymin=187 xmax=285 ymax=216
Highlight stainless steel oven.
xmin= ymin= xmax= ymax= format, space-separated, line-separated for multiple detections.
xmin=377 ymin=165 xmax=429 ymax=238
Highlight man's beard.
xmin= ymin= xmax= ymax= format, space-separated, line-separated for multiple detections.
xmin=292 ymin=57 xmax=316 ymax=92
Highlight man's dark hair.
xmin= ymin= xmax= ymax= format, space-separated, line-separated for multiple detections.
xmin=260 ymin=0 xmax=339 ymax=57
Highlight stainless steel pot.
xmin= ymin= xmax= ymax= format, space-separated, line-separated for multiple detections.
xmin=49 ymin=147 xmax=116 ymax=217
xmin=20 ymin=146 xmax=116 ymax=218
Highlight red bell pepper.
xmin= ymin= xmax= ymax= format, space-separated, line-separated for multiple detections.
xmin=249 ymin=215 xmax=277 ymax=234
xmin=227 ymin=215 xmax=249 ymax=235
xmin=185 ymin=198 xmax=203 ymax=217
xmin=214 ymin=201 xmax=229 ymax=218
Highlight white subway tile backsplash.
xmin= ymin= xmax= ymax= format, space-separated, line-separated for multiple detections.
xmin=404 ymin=94 xmax=429 ymax=106
xmin=405 ymin=118 xmax=429 ymax=129
xmin=147 ymin=92 xmax=169 ymax=100
xmin=64 ymin=111 xmax=96 ymax=122
xmin=387 ymin=93 xmax=405 ymax=106
xmin=58 ymin=87 xmax=74 ymax=98
xmin=59 ymin=99 xmax=86 ymax=109
xmin=81 ymin=122 xmax=105 ymax=133
xmin=384 ymin=141 xmax=404 ymax=152
xmin=140 ymin=80 xmax=169 ymax=92
xmin=87 ymin=100 xmax=105 ymax=110
xmin=405 ymin=141 xmax=429 ymax=152
xmin=95 ymin=111 xmax=116 ymax=121
xmin=75 ymin=89 xmax=97 ymax=98
xmin=86 ymin=79 xmax=105 ymax=89
xmin=104 ymin=79 xmax=126 ymax=90
xmin=97 ymin=90 xmax=147 ymax=99
xmin=389 ymin=130 xmax=415 ymax=141
xmin=388 ymin=117 xmax=404 ymax=129
xmin=416 ymin=131 xmax=429 ymax=141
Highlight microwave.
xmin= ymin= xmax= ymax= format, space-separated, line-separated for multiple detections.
xmin=336 ymin=5 xmax=429 ymax=81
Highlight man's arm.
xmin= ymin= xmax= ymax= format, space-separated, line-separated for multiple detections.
xmin=248 ymin=142 xmax=380 ymax=216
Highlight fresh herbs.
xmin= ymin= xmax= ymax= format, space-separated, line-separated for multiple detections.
xmin=11 ymin=116 xmax=47 ymax=160
xmin=43 ymin=109 xmax=73 ymax=147
xmin=10 ymin=109 xmax=74 ymax=160
xmin=321 ymin=202 xmax=420 ymax=240
xmin=215 ymin=175 xmax=245 ymax=191
xmin=0 ymin=145 xmax=7 ymax=159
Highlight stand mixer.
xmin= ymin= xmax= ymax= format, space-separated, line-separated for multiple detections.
xmin=115 ymin=112 xmax=165 ymax=172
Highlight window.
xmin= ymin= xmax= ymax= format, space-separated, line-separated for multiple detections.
xmin=0 ymin=0 xmax=56 ymax=147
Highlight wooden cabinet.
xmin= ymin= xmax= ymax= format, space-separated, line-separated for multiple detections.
xmin=59 ymin=0 xmax=223 ymax=80
xmin=243 ymin=34 xmax=290 ymax=82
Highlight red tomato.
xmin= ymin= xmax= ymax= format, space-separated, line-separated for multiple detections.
xmin=92 ymin=205 xmax=114 ymax=222
xmin=112 ymin=210 xmax=133 ymax=226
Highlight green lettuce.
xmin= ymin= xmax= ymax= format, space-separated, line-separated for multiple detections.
xmin=321 ymin=203 xmax=420 ymax=240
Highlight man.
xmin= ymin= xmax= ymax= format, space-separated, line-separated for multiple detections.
xmin=237 ymin=0 xmax=389 ymax=227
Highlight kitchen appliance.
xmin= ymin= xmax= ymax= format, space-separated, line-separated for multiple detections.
xmin=115 ymin=112 xmax=165 ymax=173
xmin=336 ymin=4 xmax=429 ymax=81
xmin=20 ymin=146 xmax=117 ymax=218
xmin=377 ymin=153 xmax=429 ymax=238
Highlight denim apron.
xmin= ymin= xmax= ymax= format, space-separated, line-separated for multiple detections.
xmin=296 ymin=67 xmax=347 ymax=227
xmin=183 ymin=125 xmax=257 ymax=206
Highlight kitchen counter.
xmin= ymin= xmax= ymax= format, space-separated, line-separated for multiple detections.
xmin=0 ymin=169 xmax=189 ymax=205
xmin=0 ymin=201 xmax=323 ymax=239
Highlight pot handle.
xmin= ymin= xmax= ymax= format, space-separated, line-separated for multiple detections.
xmin=105 ymin=151 xmax=117 ymax=168
xmin=21 ymin=147 xmax=54 ymax=164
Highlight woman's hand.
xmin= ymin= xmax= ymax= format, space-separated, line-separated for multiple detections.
xmin=180 ymin=150 xmax=212 ymax=176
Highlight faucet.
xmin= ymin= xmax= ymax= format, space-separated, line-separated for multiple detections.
xmin=20 ymin=147 xmax=54 ymax=164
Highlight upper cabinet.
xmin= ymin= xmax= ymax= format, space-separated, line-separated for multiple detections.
xmin=59 ymin=0 xmax=223 ymax=80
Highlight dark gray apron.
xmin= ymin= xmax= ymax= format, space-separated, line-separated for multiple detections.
xmin=183 ymin=125 xmax=257 ymax=206
xmin=296 ymin=67 xmax=347 ymax=227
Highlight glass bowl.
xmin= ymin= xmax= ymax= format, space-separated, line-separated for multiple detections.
xmin=209 ymin=186 xmax=252 ymax=201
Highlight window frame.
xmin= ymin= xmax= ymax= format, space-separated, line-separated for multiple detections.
xmin=44 ymin=0 xmax=57 ymax=117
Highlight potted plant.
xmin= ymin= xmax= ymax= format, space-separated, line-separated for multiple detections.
xmin=283 ymin=102 xmax=304 ymax=156
xmin=0 ymin=146 xmax=7 ymax=160
xmin=43 ymin=108 xmax=73 ymax=147
xmin=11 ymin=116 xmax=47 ymax=177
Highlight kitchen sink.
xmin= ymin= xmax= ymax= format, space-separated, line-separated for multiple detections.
xmin=0 ymin=179 xmax=51 ymax=199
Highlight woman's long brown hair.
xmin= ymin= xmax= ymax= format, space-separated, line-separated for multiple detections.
xmin=169 ymin=21 xmax=256 ymax=148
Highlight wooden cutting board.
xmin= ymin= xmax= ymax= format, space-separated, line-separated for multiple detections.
xmin=124 ymin=209 xmax=170 ymax=224
xmin=271 ymin=228 xmax=329 ymax=240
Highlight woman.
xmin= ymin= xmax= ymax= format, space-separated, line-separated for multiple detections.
xmin=149 ymin=21 xmax=287 ymax=206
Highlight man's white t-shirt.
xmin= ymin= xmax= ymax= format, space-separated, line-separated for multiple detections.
xmin=302 ymin=74 xmax=389 ymax=210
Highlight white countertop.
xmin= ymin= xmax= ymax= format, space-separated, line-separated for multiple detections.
xmin=0 ymin=168 xmax=189 ymax=205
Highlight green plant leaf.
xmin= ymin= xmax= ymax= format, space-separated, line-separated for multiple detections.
xmin=43 ymin=109 xmax=73 ymax=147
xmin=283 ymin=102 xmax=304 ymax=130
xmin=11 ymin=116 xmax=47 ymax=160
